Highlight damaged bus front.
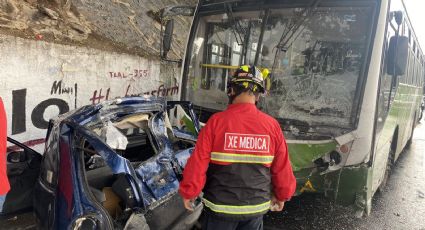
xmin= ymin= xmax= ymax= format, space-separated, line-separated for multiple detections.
xmin=176 ymin=0 xmax=424 ymax=216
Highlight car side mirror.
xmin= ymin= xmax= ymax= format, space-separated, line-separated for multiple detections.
xmin=387 ymin=35 xmax=409 ymax=76
xmin=162 ymin=19 xmax=174 ymax=59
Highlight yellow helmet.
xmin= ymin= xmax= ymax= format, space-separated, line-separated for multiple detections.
xmin=229 ymin=65 xmax=268 ymax=93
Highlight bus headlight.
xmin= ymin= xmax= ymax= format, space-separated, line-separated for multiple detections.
xmin=320 ymin=141 xmax=354 ymax=174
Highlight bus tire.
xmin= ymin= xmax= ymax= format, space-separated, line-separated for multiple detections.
xmin=378 ymin=131 xmax=397 ymax=193
xmin=377 ymin=149 xmax=393 ymax=193
xmin=406 ymin=116 xmax=416 ymax=147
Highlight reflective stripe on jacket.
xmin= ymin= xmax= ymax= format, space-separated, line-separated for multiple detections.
xmin=210 ymin=152 xmax=274 ymax=164
xmin=202 ymin=198 xmax=271 ymax=215
xmin=179 ymin=103 xmax=296 ymax=220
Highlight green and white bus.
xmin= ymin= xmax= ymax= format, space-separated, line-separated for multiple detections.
xmin=163 ymin=0 xmax=425 ymax=215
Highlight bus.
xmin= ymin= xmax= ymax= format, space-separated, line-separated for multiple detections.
xmin=162 ymin=0 xmax=425 ymax=216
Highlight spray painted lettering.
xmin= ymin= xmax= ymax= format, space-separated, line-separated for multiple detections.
xmin=89 ymin=84 xmax=179 ymax=105
xmin=11 ymin=82 xmax=177 ymax=134
xmin=11 ymin=88 xmax=71 ymax=134
xmin=109 ymin=69 xmax=149 ymax=79
xmin=2 ymin=35 xmax=167 ymax=152
xmin=50 ymin=80 xmax=77 ymax=95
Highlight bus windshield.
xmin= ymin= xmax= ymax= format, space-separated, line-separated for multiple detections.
xmin=184 ymin=3 xmax=374 ymax=130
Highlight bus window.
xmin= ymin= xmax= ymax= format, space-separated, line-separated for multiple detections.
xmin=186 ymin=5 xmax=374 ymax=128
xmin=410 ymin=61 xmax=413 ymax=84
xmin=413 ymin=41 xmax=416 ymax=55
xmin=407 ymin=52 xmax=413 ymax=84
xmin=377 ymin=15 xmax=402 ymax=130
xmin=377 ymin=42 xmax=393 ymax=131
xmin=408 ymin=29 xmax=411 ymax=44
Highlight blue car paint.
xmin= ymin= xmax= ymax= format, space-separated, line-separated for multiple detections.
xmin=174 ymin=148 xmax=194 ymax=169
xmin=134 ymin=111 xmax=191 ymax=205
xmin=136 ymin=156 xmax=179 ymax=202
xmin=35 ymin=97 xmax=199 ymax=229
xmin=52 ymin=122 xmax=111 ymax=229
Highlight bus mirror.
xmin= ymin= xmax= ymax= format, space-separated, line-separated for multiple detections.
xmin=162 ymin=19 xmax=174 ymax=59
xmin=159 ymin=5 xmax=193 ymax=63
xmin=387 ymin=36 xmax=409 ymax=76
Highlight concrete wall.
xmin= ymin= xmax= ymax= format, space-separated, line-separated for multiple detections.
xmin=0 ymin=0 xmax=197 ymax=150
xmin=1 ymin=34 xmax=180 ymax=151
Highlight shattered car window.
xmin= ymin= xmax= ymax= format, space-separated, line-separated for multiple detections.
xmin=85 ymin=113 xmax=158 ymax=165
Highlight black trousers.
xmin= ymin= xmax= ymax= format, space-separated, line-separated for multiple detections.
xmin=201 ymin=212 xmax=263 ymax=230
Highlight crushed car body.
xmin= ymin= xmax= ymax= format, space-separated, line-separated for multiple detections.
xmin=2 ymin=97 xmax=203 ymax=230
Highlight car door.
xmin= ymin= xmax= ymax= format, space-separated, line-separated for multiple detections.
xmin=132 ymin=111 xmax=181 ymax=229
xmin=32 ymin=121 xmax=60 ymax=229
xmin=2 ymin=137 xmax=42 ymax=216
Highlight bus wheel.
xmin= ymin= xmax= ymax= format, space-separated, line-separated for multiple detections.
xmin=377 ymin=149 xmax=393 ymax=193
xmin=406 ymin=118 xmax=416 ymax=147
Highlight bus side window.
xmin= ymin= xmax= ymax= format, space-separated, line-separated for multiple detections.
xmin=376 ymin=21 xmax=397 ymax=132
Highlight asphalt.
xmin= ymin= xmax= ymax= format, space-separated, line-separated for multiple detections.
xmin=264 ymin=118 xmax=425 ymax=230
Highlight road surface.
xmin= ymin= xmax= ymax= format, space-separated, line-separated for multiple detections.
xmin=264 ymin=118 xmax=425 ymax=230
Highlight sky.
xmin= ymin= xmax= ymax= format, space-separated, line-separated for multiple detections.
xmin=404 ymin=0 xmax=425 ymax=49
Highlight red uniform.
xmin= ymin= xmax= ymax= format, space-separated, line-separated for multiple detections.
xmin=0 ymin=97 xmax=10 ymax=195
xmin=179 ymin=103 xmax=296 ymax=219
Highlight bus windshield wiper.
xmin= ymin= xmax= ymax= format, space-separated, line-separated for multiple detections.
xmin=276 ymin=117 xmax=311 ymax=131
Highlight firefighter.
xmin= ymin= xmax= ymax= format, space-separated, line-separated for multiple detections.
xmin=179 ymin=65 xmax=296 ymax=229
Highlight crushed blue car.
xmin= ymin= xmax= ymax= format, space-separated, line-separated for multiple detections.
xmin=2 ymin=97 xmax=203 ymax=230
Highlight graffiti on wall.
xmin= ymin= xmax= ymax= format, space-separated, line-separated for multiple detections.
xmin=89 ymin=84 xmax=179 ymax=105
xmin=1 ymin=35 xmax=180 ymax=151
